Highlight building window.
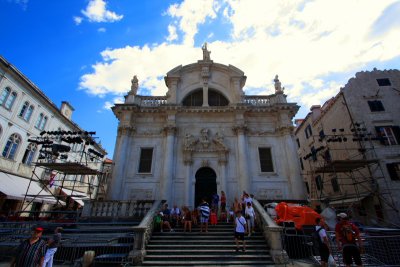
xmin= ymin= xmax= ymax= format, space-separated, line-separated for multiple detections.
xmin=319 ymin=130 xmax=325 ymax=140
xmin=182 ymin=90 xmax=203 ymax=106
xmin=311 ymin=146 xmax=317 ymax=161
xmin=375 ymin=126 xmax=400 ymax=145
xmin=386 ymin=163 xmax=400 ymax=181
xmin=0 ymin=87 xmax=17 ymax=110
xmin=299 ymin=157 xmax=304 ymax=170
xmin=19 ymin=101 xmax=35 ymax=121
xmin=368 ymin=100 xmax=385 ymax=112
xmin=315 ymin=175 xmax=323 ymax=191
xmin=331 ymin=177 xmax=340 ymax=192
xmin=35 ymin=113 xmax=48 ymax=130
xmin=2 ymin=133 xmax=21 ymax=160
xmin=305 ymin=125 xmax=312 ymax=139
xmin=296 ymin=138 xmax=300 ymax=148
xmin=138 ymin=148 xmax=153 ymax=173
xmin=258 ymin=147 xmax=274 ymax=172
xmin=22 ymin=143 xmax=37 ymax=165
xmin=208 ymin=90 xmax=229 ymax=106
xmin=376 ymin=78 xmax=391 ymax=86
xmin=305 ymin=182 xmax=310 ymax=194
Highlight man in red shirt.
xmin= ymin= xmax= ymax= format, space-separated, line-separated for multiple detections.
xmin=335 ymin=213 xmax=363 ymax=267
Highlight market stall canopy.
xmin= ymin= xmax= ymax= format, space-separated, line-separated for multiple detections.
xmin=0 ymin=171 xmax=59 ymax=204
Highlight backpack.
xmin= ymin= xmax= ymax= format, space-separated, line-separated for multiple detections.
xmin=341 ymin=223 xmax=356 ymax=243
xmin=313 ymin=227 xmax=324 ymax=250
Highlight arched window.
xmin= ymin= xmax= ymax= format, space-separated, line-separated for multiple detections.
xmin=182 ymin=89 xmax=229 ymax=106
xmin=2 ymin=133 xmax=21 ymax=160
xmin=208 ymin=90 xmax=229 ymax=106
xmin=22 ymin=143 xmax=37 ymax=165
xmin=0 ymin=87 xmax=17 ymax=110
xmin=35 ymin=113 xmax=48 ymax=130
xmin=182 ymin=90 xmax=203 ymax=106
xmin=19 ymin=101 xmax=34 ymax=122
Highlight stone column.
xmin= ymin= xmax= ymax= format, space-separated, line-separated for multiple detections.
xmin=185 ymin=163 xmax=193 ymax=208
xmin=201 ymin=65 xmax=210 ymax=107
xmin=219 ymin=162 xmax=227 ymax=199
xmin=202 ymin=85 xmax=209 ymax=107
xmin=233 ymin=125 xmax=251 ymax=194
xmin=283 ymin=130 xmax=306 ymax=199
xmin=161 ymin=126 xmax=177 ymax=201
xmin=108 ymin=126 xmax=135 ymax=200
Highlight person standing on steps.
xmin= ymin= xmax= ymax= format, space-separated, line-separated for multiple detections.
xmin=198 ymin=198 xmax=210 ymax=232
xmin=10 ymin=226 xmax=47 ymax=267
xmin=42 ymin=227 xmax=63 ymax=267
xmin=234 ymin=210 xmax=247 ymax=252
xmin=245 ymin=202 xmax=256 ymax=236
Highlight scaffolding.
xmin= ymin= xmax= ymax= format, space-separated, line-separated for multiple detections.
xmin=16 ymin=131 xmax=106 ymax=217
xmin=302 ymin=121 xmax=399 ymax=226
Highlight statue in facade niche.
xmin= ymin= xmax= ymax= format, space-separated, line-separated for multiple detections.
xmin=200 ymin=128 xmax=210 ymax=148
xmin=130 ymin=75 xmax=139 ymax=95
xmin=202 ymin=42 xmax=211 ymax=61
xmin=184 ymin=133 xmax=196 ymax=149
xmin=274 ymin=75 xmax=283 ymax=93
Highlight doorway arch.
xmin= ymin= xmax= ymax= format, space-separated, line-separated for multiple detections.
xmin=195 ymin=167 xmax=217 ymax=207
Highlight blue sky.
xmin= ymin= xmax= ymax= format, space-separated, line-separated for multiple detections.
xmin=1 ymin=0 xmax=399 ymax=157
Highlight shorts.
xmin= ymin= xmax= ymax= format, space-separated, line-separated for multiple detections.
xmin=319 ymin=243 xmax=330 ymax=262
xmin=200 ymin=216 xmax=209 ymax=223
xmin=234 ymin=231 xmax=245 ymax=241
xmin=343 ymin=244 xmax=362 ymax=266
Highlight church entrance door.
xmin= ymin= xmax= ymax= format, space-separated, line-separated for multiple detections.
xmin=195 ymin=167 xmax=217 ymax=208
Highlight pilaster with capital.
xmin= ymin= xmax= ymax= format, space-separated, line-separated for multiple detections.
xmin=165 ymin=77 xmax=179 ymax=104
xmin=109 ymin=126 xmax=135 ymax=200
xmin=232 ymin=124 xmax=251 ymax=193
xmin=161 ymin=125 xmax=177 ymax=201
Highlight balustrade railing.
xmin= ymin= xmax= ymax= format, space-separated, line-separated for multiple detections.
xmin=243 ymin=95 xmax=272 ymax=106
xmin=137 ymin=96 xmax=167 ymax=106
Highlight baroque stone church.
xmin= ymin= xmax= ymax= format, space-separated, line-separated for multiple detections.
xmin=108 ymin=44 xmax=306 ymax=208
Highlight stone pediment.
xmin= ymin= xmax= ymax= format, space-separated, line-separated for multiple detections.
xmin=183 ymin=128 xmax=229 ymax=165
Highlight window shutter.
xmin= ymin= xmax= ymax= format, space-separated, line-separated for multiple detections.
xmin=386 ymin=163 xmax=399 ymax=181
xmin=392 ymin=126 xmax=400 ymax=144
xmin=375 ymin=126 xmax=385 ymax=144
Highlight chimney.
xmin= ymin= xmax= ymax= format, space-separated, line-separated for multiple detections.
xmin=60 ymin=101 xmax=74 ymax=120
xmin=310 ymin=105 xmax=321 ymax=122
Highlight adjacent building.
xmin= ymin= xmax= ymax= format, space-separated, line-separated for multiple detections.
xmin=0 ymin=55 xmax=107 ymax=216
xmin=295 ymin=68 xmax=400 ymax=226
xmin=108 ymin=45 xmax=306 ymax=208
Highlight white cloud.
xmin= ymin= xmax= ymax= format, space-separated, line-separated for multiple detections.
xmin=98 ymin=27 xmax=106 ymax=33
xmin=81 ymin=0 xmax=123 ymax=23
xmin=79 ymin=0 xmax=400 ymax=117
xmin=166 ymin=24 xmax=178 ymax=42
xmin=166 ymin=0 xmax=219 ymax=45
xmin=73 ymin=16 xmax=83 ymax=25
xmin=103 ymin=97 xmax=124 ymax=110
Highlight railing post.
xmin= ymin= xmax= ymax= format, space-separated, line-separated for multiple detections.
xmin=129 ymin=200 xmax=165 ymax=265
xmin=252 ymin=199 xmax=289 ymax=264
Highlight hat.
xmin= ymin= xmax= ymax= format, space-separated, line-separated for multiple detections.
xmin=337 ymin=212 xmax=348 ymax=219
xmin=33 ymin=227 xmax=44 ymax=232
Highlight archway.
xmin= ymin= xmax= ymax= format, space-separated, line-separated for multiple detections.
xmin=195 ymin=167 xmax=217 ymax=207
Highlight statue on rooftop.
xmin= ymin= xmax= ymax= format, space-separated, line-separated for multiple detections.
xmin=202 ymin=42 xmax=211 ymax=61
xmin=130 ymin=75 xmax=139 ymax=95
xmin=274 ymin=75 xmax=283 ymax=93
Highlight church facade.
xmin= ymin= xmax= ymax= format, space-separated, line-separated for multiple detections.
xmin=108 ymin=45 xmax=306 ymax=208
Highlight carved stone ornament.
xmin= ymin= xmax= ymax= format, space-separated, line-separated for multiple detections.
xmin=117 ymin=126 xmax=136 ymax=136
xmin=183 ymin=129 xmax=229 ymax=165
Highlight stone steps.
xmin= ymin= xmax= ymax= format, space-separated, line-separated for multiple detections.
xmin=141 ymin=222 xmax=275 ymax=266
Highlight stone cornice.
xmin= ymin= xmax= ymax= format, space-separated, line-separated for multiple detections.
xmin=117 ymin=126 xmax=136 ymax=137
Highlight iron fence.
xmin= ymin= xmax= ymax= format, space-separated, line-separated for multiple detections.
xmin=281 ymin=229 xmax=400 ymax=267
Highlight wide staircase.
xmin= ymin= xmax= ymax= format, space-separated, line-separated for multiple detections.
xmin=141 ymin=221 xmax=275 ymax=266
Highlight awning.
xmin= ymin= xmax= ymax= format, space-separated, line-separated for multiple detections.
xmin=328 ymin=194 xmax=370 ymax=206
xmin=0 ymin=172 xmax=59 ymax=204
xmin=60 ymin=187 xmax=89 ymax=206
